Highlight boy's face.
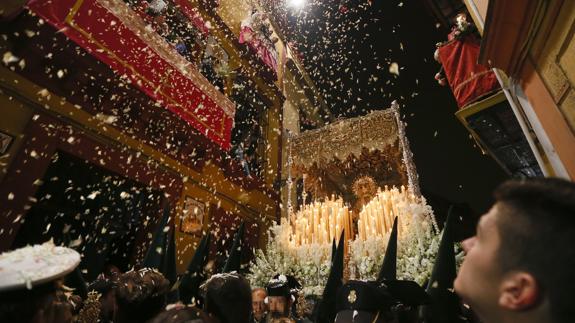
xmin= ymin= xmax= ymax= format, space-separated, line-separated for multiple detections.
xmin=454 ymin=204 xmax=505 ymax=319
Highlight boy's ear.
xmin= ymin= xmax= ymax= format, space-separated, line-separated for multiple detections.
xmin=498 ymin=272 xmax=540 ymax=311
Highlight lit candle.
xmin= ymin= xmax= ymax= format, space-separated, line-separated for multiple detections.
xmin=324 ymin=207 xmax=328 ymax=241
xmin=376 ymin=205 xmax=383 ymax=235
xmin=369 ymin=206 xmax=377 ymax=235
xmin=339 ymin=209 xmax=344 ymax=234
xmin=332 ymin=207 xmax=337 ymax=240
xmin=382 ymin=201 xmax=389 ymax=233
xmin=295 ymin=223 xmax=299 ymax=246
xmin=366 ymin=209 xmax=371 ymax=236
xmin=310 ymin=206 xmax=315 ymax=241
xmin=313 ymin=207 xmax=321 ymax=239
xmin=343 ymin=208 xmax=350 ymax=242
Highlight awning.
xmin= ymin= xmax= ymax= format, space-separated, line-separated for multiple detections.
xmin=27 ymin=0 xmax=235 ymax=150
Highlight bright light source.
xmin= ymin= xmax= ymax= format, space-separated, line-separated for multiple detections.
xmin=288 ymin=0 xmax=305 ymax=9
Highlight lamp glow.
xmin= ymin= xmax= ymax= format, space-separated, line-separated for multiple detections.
xmin=288 ymin=0 xmax=305 ymax=9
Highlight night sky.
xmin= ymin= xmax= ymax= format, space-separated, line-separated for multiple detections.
xmin=282 ymin=0 xmax=508 ymax=218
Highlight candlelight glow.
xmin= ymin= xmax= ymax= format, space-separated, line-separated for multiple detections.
xmin=357 ymin=185 xmax=417 ymax=241
xmin=287 ymin=196 xmax=353 ymax=247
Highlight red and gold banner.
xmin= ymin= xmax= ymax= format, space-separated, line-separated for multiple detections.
xmin=27 ymin=0 xmax=235 ymax=150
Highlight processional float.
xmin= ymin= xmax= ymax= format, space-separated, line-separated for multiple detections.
xmin=248 ymin=102 xmax=442 ymax=295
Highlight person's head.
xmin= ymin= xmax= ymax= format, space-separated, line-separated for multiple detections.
xmin=269 ymin=318 xmax=295 ymax=323
xmin=202 ymin=272 xmax=252 ymax=323
xmin=0 ymin=243 xmax=80 ymax=323
xmin=334 ymin=280 xmax=393 ymax=323
xmin=352 ymin=176 xmax=377 ymax=201
xmin=149 ymin=306 xmax=213 ymax=323
xmin=114 ymin=268 xmax=170 ymax=323
xmin=301 ymin=294 xmax=319 ymax=319
xmin=455 ymin=12 xmax=468 ymax=27
xmin=267 ymin=295 xmax=290 ymax=319
xmin=265 ymin=275 xmax=301 ymax=319
xmin=103 ymin=264 xmax=122 ymax=281
xmin=88 ymin=277 xmax=117 ymax=322
xmin=454 ymin=178 xmax=575 ymax=323
xmin=0 ymin=280 xmax=74 ymax=323
xmin=251 ymin=288 xmax=267 ymax=320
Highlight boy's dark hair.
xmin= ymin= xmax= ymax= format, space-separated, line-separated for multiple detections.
xmin=202 ymin=273 xmax=252 ymax=323
xmin=494 ymin=178 xmax=575 ymax=323
xmin=115 ymin=269 xmax=170 ymax=323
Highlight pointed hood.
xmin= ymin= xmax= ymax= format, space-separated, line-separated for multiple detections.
xmin=142 ymin=203 xmax=171 ymax=270
xmin=376 ymin=217 xmax=429 ymax=307
xmin=378 ymin=216 xmax=398 ymax=281
xmin=222 ymin=221 xmax=245 ymax=273
xmin=162 ymin=229 xmax=178 ymax=284
xmin=427 ymin=207 xmax=457 ymax=292
xmin=163 ymin=228 xmax=179 ymax=303
xmin=315 ymin=230 xmax=345 ymax=323
xmin=331 ymin=238 xmax=337 ymax=265
xmin=423 ymin=206 xmax=464 ymax=323
xmin=179 ymin=234 xmax=211 ymax=305
xmin=266 ymin=274 xmax=302 ymax=297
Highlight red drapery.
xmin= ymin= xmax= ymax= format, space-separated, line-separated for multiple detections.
xmin=172 ymin=0 xmax=210 ymax=35
xmin=27 ymin=0 xmax=235 ymax=150
xmin=438 ymin=33 xmax=500 ymax=109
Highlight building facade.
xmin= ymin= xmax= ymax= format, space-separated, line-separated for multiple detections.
xmin=0 ymin=0 xmax=322 ymax=274
xmin=465 ymin=0 xmax=575 ymax=179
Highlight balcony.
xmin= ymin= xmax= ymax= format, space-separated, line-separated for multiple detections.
xmin=120 ymin=0 xmax=278 ymax=184
xmin=455 ymin=91 xmax=543 ymax=177
xmin=4 ymin=0 xmax=275 ymax=189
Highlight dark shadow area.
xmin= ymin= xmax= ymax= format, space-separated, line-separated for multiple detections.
xmin=12 ymin=151 xmax=164 ymax=280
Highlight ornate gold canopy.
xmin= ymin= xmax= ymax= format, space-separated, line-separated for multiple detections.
xmin=288 ymin=102 xmax=419 ymax=205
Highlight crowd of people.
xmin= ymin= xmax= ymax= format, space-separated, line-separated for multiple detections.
xmin=0 ymin=178 xmax=574 ymax=323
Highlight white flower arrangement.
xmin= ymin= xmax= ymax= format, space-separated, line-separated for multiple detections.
xmin=248 ymin=197 xmax=464 ymax=295
xmin=347 ymin=215 xmax=440 ymax=285
xmin=247 ymin=223 xmax=333 ymax=296
xmin=397 ymin=217 xmax=441 ymax=285
xmin=349 ymin=194 xmax=443 ymax=285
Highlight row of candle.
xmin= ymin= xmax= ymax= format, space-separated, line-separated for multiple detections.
xmin=357 ymin=185 xmax=417 ymax=241
xmin=288 ymin=196 xmax=354 ymax=247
